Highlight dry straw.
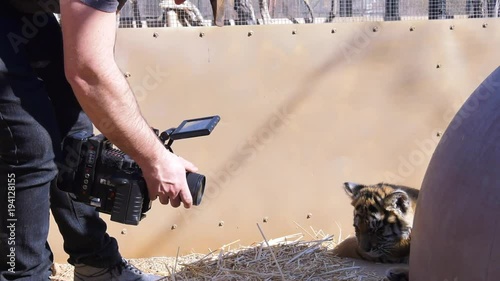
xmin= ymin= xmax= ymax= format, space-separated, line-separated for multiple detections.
xmin=51 ymin=224 xmax=384 ymax=281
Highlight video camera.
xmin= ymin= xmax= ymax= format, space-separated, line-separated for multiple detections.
xmin=57 ymin=115 xmax=220 ymax=225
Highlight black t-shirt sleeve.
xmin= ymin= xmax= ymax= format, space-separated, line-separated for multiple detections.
xmin=79 ymin=0 xmax=119 ymax=13
xmin=6 ymin=0 xmax=125 ymax=14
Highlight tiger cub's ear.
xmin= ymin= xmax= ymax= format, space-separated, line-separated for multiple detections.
xmin=343 ymin=182 xmax=366 ymax=198
xmin=384 ymin=190 xmax=411 ymax=214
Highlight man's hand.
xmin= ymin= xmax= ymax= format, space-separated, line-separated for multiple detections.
xmin=175 ymin=0 xmax=186 ymax=4
xmin=142 ymin=151 xmax=198 ymax=208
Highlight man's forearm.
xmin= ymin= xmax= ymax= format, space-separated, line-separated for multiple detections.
xmin=60 ymin=0 xmax=166 ymax=170
xmin=68 ymin=64 xmax=166 ymax=170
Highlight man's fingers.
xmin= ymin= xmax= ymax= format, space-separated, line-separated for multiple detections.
xmin=149 ymin=191 xmax=158 ymax=201
xmin=178 ymin=157 xmax=198 ymax=173
xmin=145 ymin=183 xmax=158 ymax=201
xmin=179 ymin=185 xmax=193 ymax=208
xmin=159 ymin=195 xmax=170 ymax=205
xmin=170 ymin=196 xmax=181 ymax=208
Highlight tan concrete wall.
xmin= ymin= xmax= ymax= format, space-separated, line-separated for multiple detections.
xmin=49 ymin=18 xmax=500 ymax=262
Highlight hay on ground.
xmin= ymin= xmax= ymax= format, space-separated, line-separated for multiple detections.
xmin=51 ymin=224 xmax=384 ymax=281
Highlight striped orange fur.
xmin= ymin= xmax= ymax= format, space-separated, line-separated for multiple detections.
xmin=333 ymin=182 xmax=418 ymax=281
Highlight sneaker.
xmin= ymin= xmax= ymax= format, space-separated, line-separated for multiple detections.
xmin=73 ymin=258 xmax=165 ymax=281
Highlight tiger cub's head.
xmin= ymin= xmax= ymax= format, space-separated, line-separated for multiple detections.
xmin=343 ymin=182 xmax=419 ymax=263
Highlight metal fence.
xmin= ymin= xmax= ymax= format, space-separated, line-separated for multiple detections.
xmin=117 ymin=0 xmax=500 ymax=28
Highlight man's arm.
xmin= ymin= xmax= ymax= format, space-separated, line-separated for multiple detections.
xmin=60 ymin=0 xmax=195 ymax=208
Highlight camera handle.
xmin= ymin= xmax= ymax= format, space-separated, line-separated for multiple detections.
xmin=158 ymin=128 xmax=176 ymax=153
xmin=157 ymin=127 xmax=206 ymax=206
xmin=110 ymin=178 xmax=147 ymax=225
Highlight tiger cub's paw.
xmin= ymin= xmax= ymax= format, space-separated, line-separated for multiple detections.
xmin=383 ymin=267 xmax=409 ymax=281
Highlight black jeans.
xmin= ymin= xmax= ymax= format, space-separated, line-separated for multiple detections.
xmin=0 ymin=8 xmax=122 ymax=281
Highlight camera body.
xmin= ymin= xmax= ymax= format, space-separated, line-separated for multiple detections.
xmin=57 ymin=116 xmax=220 ymax=225
xmin=58 ymin=132 xmax=150 ymax=225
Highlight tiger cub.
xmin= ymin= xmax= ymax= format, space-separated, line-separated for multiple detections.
xmin=333 ymin=182 xmax=418 ymax=281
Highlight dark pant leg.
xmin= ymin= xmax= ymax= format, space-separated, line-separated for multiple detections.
xmin=22 ymin=12 xmax=122 ymax=268
xmin=0 ymin=15 xmax=59 ymax=281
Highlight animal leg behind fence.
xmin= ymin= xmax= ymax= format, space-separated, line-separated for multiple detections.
xmin=131 ymin=0 xmax=142 ymax=27
xmin=234 ymin=0 xmax=257 ymax=24
xmin=259 ymin=0 xmax=272 ymax=24
xmin=210 ymin=0 xmax=226 ymax=26
xmin=326 ymin=0 xmax=336 ymax=22
xmin=303 ymin=0 xmax=314 ymax=23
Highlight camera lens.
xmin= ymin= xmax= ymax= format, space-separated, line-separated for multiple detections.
xmin=186 ymin=172 xmax=205 ymax=206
